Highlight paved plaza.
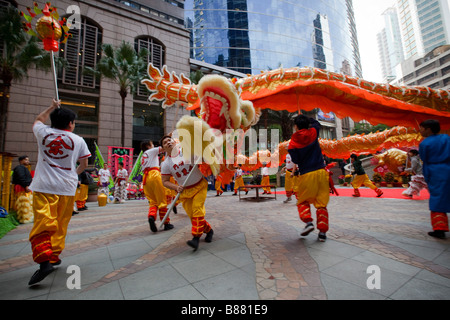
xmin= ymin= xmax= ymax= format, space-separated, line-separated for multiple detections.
xmin=0 ymin=187 xmax=449 ymax=301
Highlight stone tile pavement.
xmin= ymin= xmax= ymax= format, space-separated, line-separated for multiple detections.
xmin=0 ymin=187 xmax=449 ymax=301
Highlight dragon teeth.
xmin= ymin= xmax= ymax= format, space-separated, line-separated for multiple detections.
xmin=203 ymin=91 xmax=231 ymax=127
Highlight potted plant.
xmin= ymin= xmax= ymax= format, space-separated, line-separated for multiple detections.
xmin=400 ymin=172 xmax=410 ymax=188
xmin=338 ymin=175 xmax=345 ymax=185
xmin=372 ymin=172 xmax=382 ymax=187
xmin=384 ymin=172 xmax=395 ymax=187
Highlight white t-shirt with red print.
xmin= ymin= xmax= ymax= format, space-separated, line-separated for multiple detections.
xmin=141 ymin=146 xmax=163 ymax=170
xmin=161 ymin=148 xmax=203 ymax=187
xmin=98 ymin=168 xmax=111 ymax=184
xmin=30 ymin=121 xmax=91 ymax=196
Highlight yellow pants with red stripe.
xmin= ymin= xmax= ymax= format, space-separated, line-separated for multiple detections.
xmin=215 ymin=178 xmax=223 ymax=195
xmin=261 ymin=175 xmax=271 ymax=193
xmin=143 ymin=169 xmax=168 ymax=223
xmin=295 ymin=169 xmax=330 ymax=233
xmin=29 ymin=192 xmax=75 ymax=264
xmin=75 ymin=184 xmax=88 ymax=209
xmin=234 ymin=176 xmax=247 ymax=193
xmin=351 ymin=174 xmax=377 ymax=190
xmin=284 ymin=170 xmax=294 ymax=198
xmin=179 ymin=179 xmax=212 ymax=237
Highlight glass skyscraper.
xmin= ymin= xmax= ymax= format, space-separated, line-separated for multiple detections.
xmin=184 ymin=0 xmax=362 ymax=77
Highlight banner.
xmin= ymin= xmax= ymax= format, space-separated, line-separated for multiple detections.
xmin=94 ymin=142 xmax=114 ymax=189
xmin=128 ymin=151 xmax=143 ymax=186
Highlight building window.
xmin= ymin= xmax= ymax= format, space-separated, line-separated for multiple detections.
xmin=134 ymin=36 xmax=165 ymax=98
xmin=133 ymin=37 xmax=166 ymax=153
xmin=132 ymin=102 xmax=164 ymax=152
xmin=57 ymin=16 xmax=103 ymax=163
xmin=60 ymin=93 xmax=100 ymax=165
xmin=319 ymin=126 xmax=336 ymax=140
xmin=58 ymin=17 xmax=102 ymax=91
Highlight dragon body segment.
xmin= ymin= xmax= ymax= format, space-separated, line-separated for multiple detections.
xmin=142 ymin=64 xmax=450 ymax=129
xmin=141 ymin=64 xmax=446 ymax=172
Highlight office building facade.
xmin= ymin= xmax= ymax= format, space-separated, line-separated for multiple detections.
xmin=184 ymin=0 xmax=361 ymax=139
xmin=396 ymin=0 xmax=450 ymax=59
xmin=377 ymin=7 xmax=404 ymax=82
xmin=395 ymin=44 xmax=450 ymax=89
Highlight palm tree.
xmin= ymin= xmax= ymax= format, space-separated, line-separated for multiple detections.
xmin=0 ymin=6 xmax=54 ymax=152
xmin=267 ymin=109 xmax=297 ymax=141
xmin=84 ymin=41 xmax=149 ymax=147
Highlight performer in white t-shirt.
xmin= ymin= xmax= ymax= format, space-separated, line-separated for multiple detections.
xmin=160 ymin=135 xmax=213 ymax=251
xmin=114 ymin=162 xmax=128 ymax=203
xmin=98 ymin=163 xmax=111 ymax=196
xmin=141 ymin=140 xmax=173 ymax=232
xmin=283 ymin=153 xmax=296 ymax=203
xmin=261 ymin=163 xmax=271 ymax=194
xmin=28 ymin=99 xmax=91 ymax=286
xmin=233 ymin=165 xmax=248 ymax=195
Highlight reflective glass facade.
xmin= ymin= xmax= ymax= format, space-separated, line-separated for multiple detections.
xmin=185 ymin=0 xmax=362 ymax=77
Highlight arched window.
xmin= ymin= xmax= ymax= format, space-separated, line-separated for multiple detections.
xmin=135 ymin=36 xmax=165 ymax=97
xmin=59 ymin=16 xmax=102 ymax=90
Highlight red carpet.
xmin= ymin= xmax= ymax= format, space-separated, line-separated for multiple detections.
xmin=273 ymin=188 xmax=430 ymax=200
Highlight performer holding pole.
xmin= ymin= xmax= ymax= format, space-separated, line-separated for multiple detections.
xmin=28 ymin=99 xmax=91 ymax=285
xmin=160 ymin=135 xmax=213 ymax=251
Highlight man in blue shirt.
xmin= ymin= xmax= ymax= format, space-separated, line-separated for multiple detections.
xmin=419 ymin=119 xmax=449 ymax=239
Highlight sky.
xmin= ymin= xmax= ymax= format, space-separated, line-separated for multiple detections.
xmin=353 ymin=0 xmax=397 ymax=83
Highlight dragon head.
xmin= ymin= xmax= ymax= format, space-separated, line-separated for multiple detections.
xmin=197 ymin=75 xmax=256 ymax=132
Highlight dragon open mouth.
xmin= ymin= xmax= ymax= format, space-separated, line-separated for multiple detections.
xmin=197 ymin=75 xmax=241 ymax=132
xmin=202 ymin=88 xmax=233 ymax=132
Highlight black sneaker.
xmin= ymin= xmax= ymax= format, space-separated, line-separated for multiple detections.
xmin=164 ymin=223 xmax=174 ymax=231
xmin=300 ymin=222 xmax=314 ymax=237
xmin=187 ymin=237 xmax=200 ymax=251
xmin=28 ymin=261 xmax=55 ymax=286
xmin=428 ymin=230 xmax=446 ymax=239
xmin=318 ymin=232 xmax=327 ymax=242
xmin=51 ymin=259 xmax=62 ymax=266
xmin=148 ymin=216 xmax=157 ymax=233
xmin=205 ymin=229 xmax=214 ymax=243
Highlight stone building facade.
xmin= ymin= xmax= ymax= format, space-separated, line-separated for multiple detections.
xmin=4 ymin=0 xmax=190 ymax=167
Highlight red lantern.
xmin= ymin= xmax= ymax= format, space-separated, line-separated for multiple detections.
xmin=35 ymin=15 xmax=62 ymax=52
